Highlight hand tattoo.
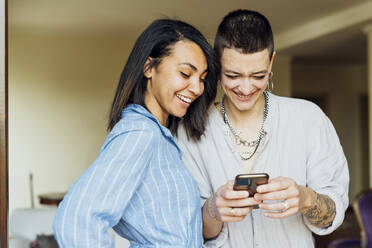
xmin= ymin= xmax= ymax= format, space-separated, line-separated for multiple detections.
xmin=303 ymin=192 xmax=336 ymax=228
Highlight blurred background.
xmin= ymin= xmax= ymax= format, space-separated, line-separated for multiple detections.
xmin=6 ymin=0 xmax=372 ymax=247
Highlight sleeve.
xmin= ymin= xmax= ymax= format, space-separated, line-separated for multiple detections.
xmin=176 ymin=126 xmax=228 ymax=248
xmin=53 ymin=123 xmax=157 ymax=247
xmin=303 ymin=110 xmax=350 ymax=235
xmin=176 ymin=127 xmax=212 ymax=206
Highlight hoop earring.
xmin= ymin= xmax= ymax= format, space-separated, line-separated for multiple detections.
xmin=267 ymin=71 xmax=274 ymax=92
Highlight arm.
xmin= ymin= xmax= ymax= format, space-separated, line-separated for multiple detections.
xmin=54 ymin=124 xmax=155 ymax=247
xmin=255 ymin=179 xmax=336 ymax=229
xmin=304 ymin=111 xmax=349 ymax=234
xmin=202 ymin=194 xmax=223 ymax=239
xmin=255 ymin=109 xmax=348 ymax=233
xmin=176 ymin=127 xmax=258 ymax=244
xmin=299 ymin=186 xmax=336 ymax=228
xmin=202 ymin=182 xmax=259 ymax=239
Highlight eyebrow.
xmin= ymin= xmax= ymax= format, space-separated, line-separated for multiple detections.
xmin=179 ymin=63 xmax=197 ymax=71
xmin=224 ymin=69 xmax=241 ymax=75
xmin=224 ymin=69 xmax=268 ymax=75
xmin=252 ymin=70 xmax=268 ymax=75
xmin=179 ymin=63 xmax=208 ymax=73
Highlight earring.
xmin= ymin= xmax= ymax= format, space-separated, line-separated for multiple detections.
xmin=267 ymin=71 xmax=274 ymax=92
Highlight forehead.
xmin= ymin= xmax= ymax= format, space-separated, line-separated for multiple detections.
xmin=220 ymin=48 xmax=271 ymax=73
xmin=164 ymin=40 xmax=207 ymax=71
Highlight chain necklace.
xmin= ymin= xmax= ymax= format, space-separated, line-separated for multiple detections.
xmin=221 ymin=91 xmax=269 ymax=160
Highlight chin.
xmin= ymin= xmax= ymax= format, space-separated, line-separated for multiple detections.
xmin=170 ymin=109 xmax=187 ymax=118
xmin=230 ymin=99 xmax=254 ymax=111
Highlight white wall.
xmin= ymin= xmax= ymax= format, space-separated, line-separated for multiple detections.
xmin=292 ymin=63 xmax=368 ymax=200
xmin=8 ymin=32 xmax=133 ymax=213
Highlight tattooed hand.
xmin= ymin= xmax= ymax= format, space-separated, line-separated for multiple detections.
xmin=254 ymin=176 xmax=336 ymax=228
xmin=300 ymin=188 xmax=336 ymax=228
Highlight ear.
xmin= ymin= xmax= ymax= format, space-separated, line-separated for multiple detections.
xmin=143 ymin=57 xmax=154 ymax=79
xmin=269 ymin=51 xmax=276 ymax=69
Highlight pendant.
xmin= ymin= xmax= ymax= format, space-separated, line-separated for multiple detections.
xmin=240 ymin=151 xmax=252 ymax=160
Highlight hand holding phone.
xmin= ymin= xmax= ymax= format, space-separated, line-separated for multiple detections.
xmin=233 ymin=173 xmax=269 ymax=196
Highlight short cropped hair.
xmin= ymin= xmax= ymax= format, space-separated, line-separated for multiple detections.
xmin=214 ymin=9 xmax=274 ymax=59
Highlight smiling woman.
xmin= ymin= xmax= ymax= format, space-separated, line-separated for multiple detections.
xmin=144 ymin=40 xmax=208 ymax=125
xmin=53 ymin=19 xmax=218 ymax=247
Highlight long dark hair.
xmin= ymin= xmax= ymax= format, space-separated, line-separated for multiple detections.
xmin=108 ymin=19 xmax=219 ymax=140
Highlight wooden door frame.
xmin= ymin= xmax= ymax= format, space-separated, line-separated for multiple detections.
xmin=0 ymin=0 xmax=8 ymax=247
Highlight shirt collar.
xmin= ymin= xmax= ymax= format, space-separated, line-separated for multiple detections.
xmin=122 ymin=104 xmax=176 ymax=141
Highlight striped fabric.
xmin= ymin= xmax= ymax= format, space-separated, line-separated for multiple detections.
xmin=53 ymin=104 xmax=203 ymax=248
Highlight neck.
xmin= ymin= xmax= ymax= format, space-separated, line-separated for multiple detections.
xmin=144 ymin=91 xmax=169 ymax=126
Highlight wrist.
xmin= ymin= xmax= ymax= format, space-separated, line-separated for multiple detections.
xmin=205 ymin=194 xmax=222 ymax=222
xmin=299 ymin=186 xmax=316 ymax=212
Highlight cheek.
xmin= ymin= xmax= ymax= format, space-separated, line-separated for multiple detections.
xmin=254 ymin=79 xmax=268 ymax=90
xmin=170 ymin=75 xmax=187 ymax=90
xmin=221 ymin=77 xmax=239 ymax=90
xmin=199 ymin=83 xmax=205 ymax=96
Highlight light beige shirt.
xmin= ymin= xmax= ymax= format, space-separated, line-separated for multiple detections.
xmin=176 ymin=93 xmax=349 ymax=248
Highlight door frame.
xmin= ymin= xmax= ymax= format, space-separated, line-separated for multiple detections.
xmin=0 ymin=0 xmax=8 ymax=247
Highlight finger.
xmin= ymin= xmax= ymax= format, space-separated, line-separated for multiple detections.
xmin=263 ymin=206 xmax=299 ymax=219
xmin=254 ymin=188 xmax=292 ymax=201
xmin=218 ymin=180 xmax=248 ymax=199
xmin=227 ymin=180 xmax=234 ymax=188
xmin=219 ymin=207 xmax=253 ymax=218
xmin=259 ymin=198 xmax=298 ymax=211
xmin=220 ymin=197 xmax=260 ymax=208
xmin=219 ymin=215 xmax=247 ymax=223
xmin=269 ymin=176 xmax=286 ymax=183
xmin=221 ymin=188 xmax=249 ymax=200
xmin=257 ymin=178 xmax=291 ymax=193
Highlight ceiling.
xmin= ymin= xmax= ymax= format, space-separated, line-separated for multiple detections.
xmin=9 ymin=0 xmax=372 ymax=63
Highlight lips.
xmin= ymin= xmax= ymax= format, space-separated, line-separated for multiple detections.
xmin=176 ymin=93 xmax=192 ymax=104
xmin=234 ymin=90 xmax=257 ymax=101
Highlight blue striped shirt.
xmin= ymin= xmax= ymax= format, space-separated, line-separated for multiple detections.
xmin=53 ymin=104 xmax=203 ymax=248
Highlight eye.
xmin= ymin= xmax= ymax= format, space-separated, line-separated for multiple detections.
xmin=180 ymin=72 xmax=190 ymax=79
xmin=254 ymin=75 xmax=265 ymax=80
xmin=225 ymin=74 xmax=238 ymax=79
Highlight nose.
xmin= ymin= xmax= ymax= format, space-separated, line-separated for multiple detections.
xmin=188 ymin=78 xmax=204 ymax=96
xmin=238 ymin=78 xmax=254 ymax=94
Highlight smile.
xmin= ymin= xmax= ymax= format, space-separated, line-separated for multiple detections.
xmin=176 ymin=94 xmax=192 ymax=103
xmin=235 ymin=91 xmax=256 ymax=99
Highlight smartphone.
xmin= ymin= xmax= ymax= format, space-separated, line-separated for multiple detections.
xmin=233 ymin=173 xmax=269 ymax=196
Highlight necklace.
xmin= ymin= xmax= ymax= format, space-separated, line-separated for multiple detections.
xmin=221 ymin=91 xmax=269 ymax=160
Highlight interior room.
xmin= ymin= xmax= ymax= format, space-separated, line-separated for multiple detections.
xmin=2 ymin=0 xmax=372 ymax=247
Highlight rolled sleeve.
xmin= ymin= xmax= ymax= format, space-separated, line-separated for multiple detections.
xmin=203 ymin=223 xmax=229 ymax=248
xmin=304 ymin=111 xmax=349 ymax=235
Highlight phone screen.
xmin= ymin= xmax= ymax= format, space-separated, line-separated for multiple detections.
xmin=233 ymin=173 xmax=269 ymax=195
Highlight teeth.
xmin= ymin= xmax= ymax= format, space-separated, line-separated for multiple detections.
xmin=238 ymin=94 xmax=250 ymax=99
xmin=176 ymin=94 xmax=192 ymax=103
xmin=236 ymin=92 xmax=255 ymax=99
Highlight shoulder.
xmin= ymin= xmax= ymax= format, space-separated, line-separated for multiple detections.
xmin=105 ymin=113 xmax=161 ymax=150
xmin=274 ymin=94 xmax=323 ymax=113
xmin=272 ymin=94 xmax=326 ymax=122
